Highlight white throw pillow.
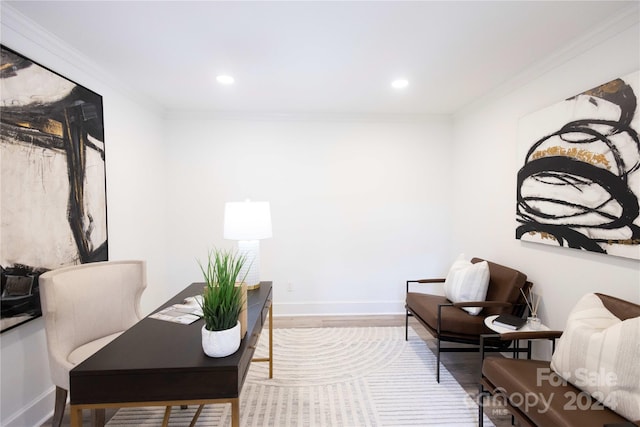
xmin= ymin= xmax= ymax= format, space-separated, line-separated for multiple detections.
xmin=550 ymin=293 xmax=640 ymax=422
xmin=443 ymin=255 xmax=490 ymax=316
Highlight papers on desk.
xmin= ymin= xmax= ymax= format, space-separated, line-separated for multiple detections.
xmin=149 ymin=300 xmax=203 ymax=325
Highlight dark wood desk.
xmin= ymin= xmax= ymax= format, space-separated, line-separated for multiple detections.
xmin=69 ymin=281 xmax=273 ymax=427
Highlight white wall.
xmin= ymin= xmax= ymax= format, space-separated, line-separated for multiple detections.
xmin=451 ymin=20 xmax=640 ymax=340
xmin=163 ymin=115 xmax=454 ymax=315
xmin=0 ymin=9 xmax=169 ymax=427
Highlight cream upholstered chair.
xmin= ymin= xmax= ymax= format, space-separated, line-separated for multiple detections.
xmin=39 ymin=260 xmax=147 ymax=427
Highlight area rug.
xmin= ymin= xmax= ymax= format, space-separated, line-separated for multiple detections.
xmin=106 ymin=327 xmax=493 ymax=426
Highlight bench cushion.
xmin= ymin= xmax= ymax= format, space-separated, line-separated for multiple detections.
xmin=483 ymin=358 xmax=631 ymax=426
xmin=406 ymin=292 xmax=491 ymax=337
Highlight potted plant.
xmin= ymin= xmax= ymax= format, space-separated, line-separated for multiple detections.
xmin=198 ymin=248 xmax=247 ymax=357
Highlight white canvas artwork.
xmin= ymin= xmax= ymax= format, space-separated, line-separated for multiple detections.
xmin=0 ymin=45 xmax=107 ymax=332
xmin=516 ymin=71 xmax=640 ymax=260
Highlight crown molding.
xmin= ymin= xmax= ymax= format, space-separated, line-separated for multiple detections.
xmin=165 ymin=109 xmax=451 ymax=124
xmin=1 ymin=4 xmax=162 ymax=114
xmin=454 ymin=3 xmax=640 ymax=120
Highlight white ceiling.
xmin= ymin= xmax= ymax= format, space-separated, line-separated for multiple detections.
xmin=3 ymin=1 xmax=638 ymax=116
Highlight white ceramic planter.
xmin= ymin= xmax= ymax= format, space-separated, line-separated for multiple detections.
xmin=201 ymin=321 xmax=241 ymax=358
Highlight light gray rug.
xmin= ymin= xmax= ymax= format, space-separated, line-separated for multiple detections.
xmin=106 ymin=327 xmax=493 ymax=426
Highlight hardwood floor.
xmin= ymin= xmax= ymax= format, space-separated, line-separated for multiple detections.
xmin=42 ymin=315 xmax=511 ymax=426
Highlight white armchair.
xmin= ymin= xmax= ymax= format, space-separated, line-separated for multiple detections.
xmin=39 ymin=260 xmax=147 ymax=427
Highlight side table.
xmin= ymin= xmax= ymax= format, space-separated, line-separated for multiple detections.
xmin=484 ymin=314 xmax=549 ymax=335
xmin=483 ymin=314 xmax=550 ymax=359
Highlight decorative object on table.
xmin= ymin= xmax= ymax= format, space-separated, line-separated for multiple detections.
xmin=198 ymin=248 xmax=247 ymax=357
xmin=0 ymin=45 xmax=108 ymax=333
xmin=520 ymin=288 xmax=541 ymax=330
xmin=492 ymin=313 xmax=527 ymax=330
xmin=224 ymin=200 xmax=272 ymax=289
xmin=527 ymin=316 xmax=541 ymax=330
xmin=516 ymin=70 xmax=640 ymax=261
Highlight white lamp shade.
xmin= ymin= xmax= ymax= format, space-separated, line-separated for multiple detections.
xmin=224 ymin=201 xmax=272 ymax=241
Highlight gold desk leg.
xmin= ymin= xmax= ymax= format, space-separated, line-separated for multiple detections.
xmin=189 ymin=405 xmax=205 ymax=427
xmin=70 ymin=406 xmax=82 ymax=427
xmin=268 ymin=303 xmax=273 ymax=379
xmin=231 ymin=398 xmax=240 ymax=427
xmin=161 ymin=406 xmax=172 ymax=427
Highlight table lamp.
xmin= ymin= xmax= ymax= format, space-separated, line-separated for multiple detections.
xmin=224 ymin=200 xmax=272 ymax=289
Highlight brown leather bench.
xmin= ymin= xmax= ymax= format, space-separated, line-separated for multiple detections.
xmin=479 ymin=293 xmax=640 ymax=427
xmin=406 ymin=257 xmax=530 ymax=382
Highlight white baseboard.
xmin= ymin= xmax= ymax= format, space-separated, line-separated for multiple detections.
xmin=273 ymin=300 xmax=405 ymax=316
xmin=3 ymin=386 xmax=55 ymax=427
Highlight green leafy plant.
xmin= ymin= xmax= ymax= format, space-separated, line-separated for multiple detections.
xmin=198 ymin=248 xmax=247 ymax=332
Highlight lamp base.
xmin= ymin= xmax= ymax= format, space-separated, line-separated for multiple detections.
xmin=237 ymin=240 xmax=261 ymax=288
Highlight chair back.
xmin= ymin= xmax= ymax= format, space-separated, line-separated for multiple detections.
xmin=39 ymin=260 xmax=146 ymax=389
xmin=471 ymin=257 xmax=528 ymax=316
xmin=596 ymin=293 xmax=640 ymax=320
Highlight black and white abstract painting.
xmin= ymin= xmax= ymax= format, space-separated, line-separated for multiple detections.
xmin=516 ymin=71 xmax=640 ymax=260
xmin=0 ymin=45 xmax=108 ymax=332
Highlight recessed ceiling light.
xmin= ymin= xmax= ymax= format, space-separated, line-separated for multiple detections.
xmin=216 ymin=75 xmax=235 ymax=85
xmin=391 ymin=79 xmax=409 ymax=89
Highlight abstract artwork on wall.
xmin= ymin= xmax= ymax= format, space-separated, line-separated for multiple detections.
xmin=0 ymin=45 xmax=108 ymax=332
xmin=516 ymin=70 xmax=640 ymax=260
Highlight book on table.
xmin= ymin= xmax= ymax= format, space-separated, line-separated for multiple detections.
xmin=149 ymin=302 xmax=203 ymax=324
xmin=492 ymin=314 xmax=526 ymax=330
